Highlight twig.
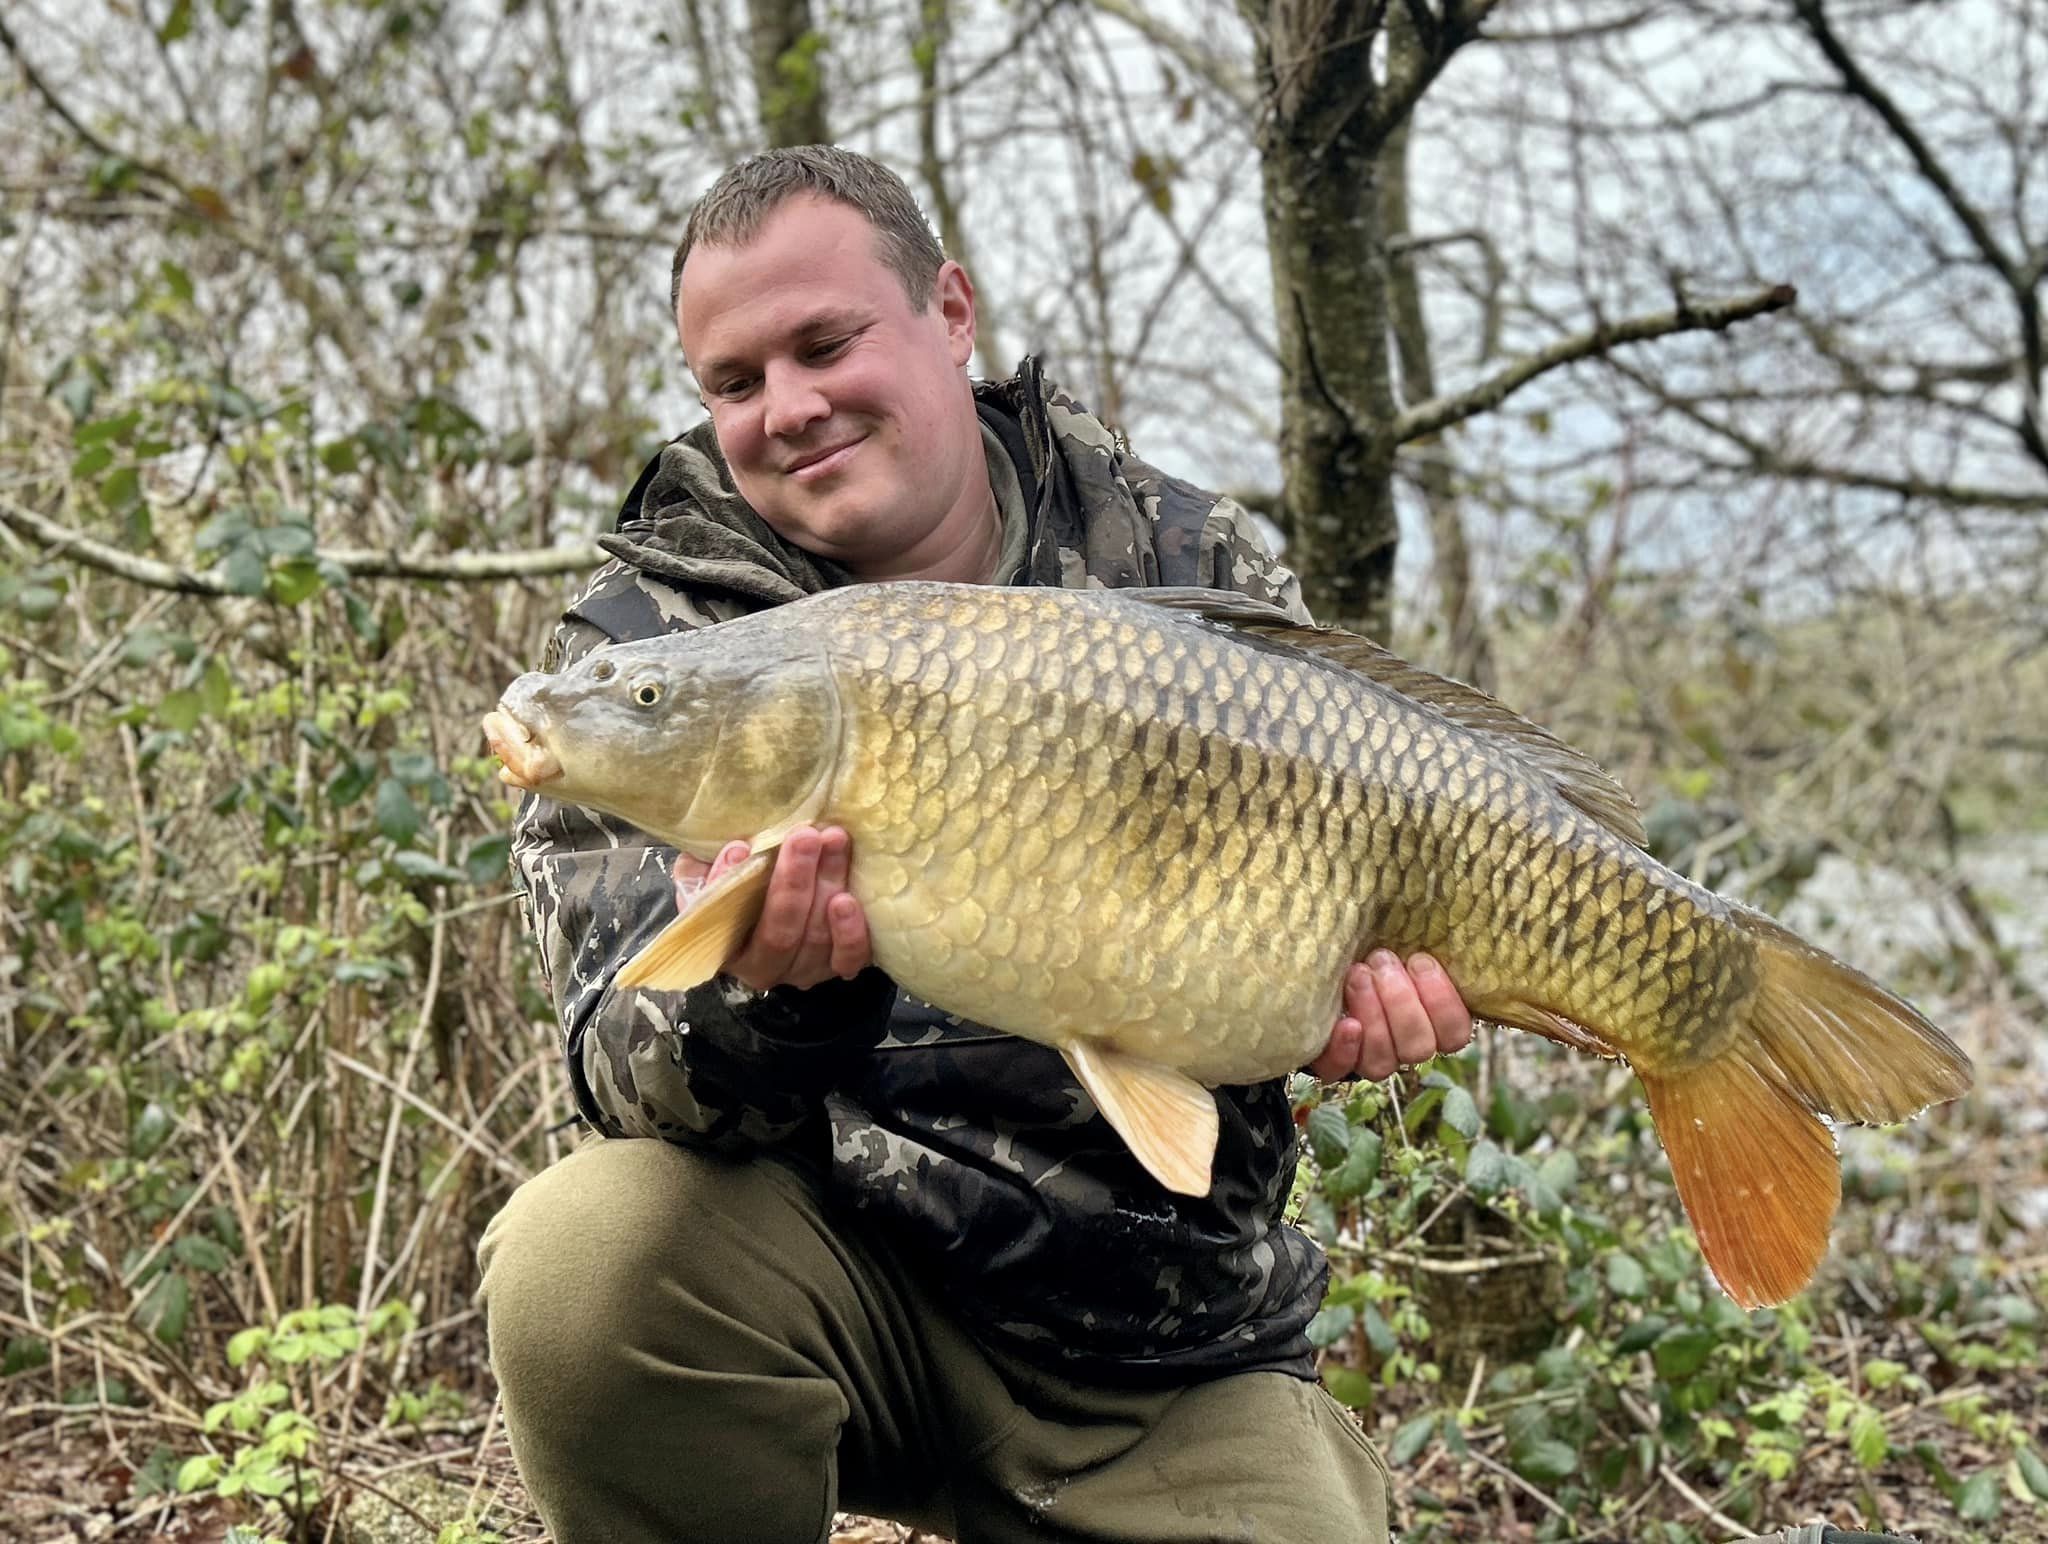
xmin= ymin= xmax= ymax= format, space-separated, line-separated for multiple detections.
xmin=1657 ymin=1461 xmax=1753 ymax=1540
xmin=1462 ymin=1445 xmax=1569 ymax=1519
xmin=1391 ymin=285 xmax=1798 ymax=445
xmin=0 ymin=496 xmax=600 ymax=591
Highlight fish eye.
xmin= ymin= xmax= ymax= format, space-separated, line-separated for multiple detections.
xmin=632 ymin=680 xmax=663 ymax=707
xmin=590 ymin=659 xmax=617 ymax=682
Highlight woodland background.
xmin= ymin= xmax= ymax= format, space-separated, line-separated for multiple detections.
xmin=1 ymin=0 xmax=2044 ymax=1539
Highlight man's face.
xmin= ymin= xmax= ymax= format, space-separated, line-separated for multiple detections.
xmin=677 ymin=196 xmax=983 ymax=572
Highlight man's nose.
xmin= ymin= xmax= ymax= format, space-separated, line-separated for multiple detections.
xmin=760 ymin=362 xmax=830 ymax=439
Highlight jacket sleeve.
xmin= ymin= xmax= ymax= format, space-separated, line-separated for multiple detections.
xmin=1195 ymin=493 xmax=1314 ymax=623
xmin=511 ymin=573 xmax=896 ymax=1149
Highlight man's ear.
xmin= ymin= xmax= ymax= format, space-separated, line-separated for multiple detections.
xmin=933 ymin=260 xmax=977 ymax=367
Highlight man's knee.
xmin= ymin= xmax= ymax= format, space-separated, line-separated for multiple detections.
xmin=478 ymin=1138 xmax=817 ymax=1418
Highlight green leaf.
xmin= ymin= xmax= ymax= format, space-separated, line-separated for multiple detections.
xmin=1322 ymin=1366 xmax=1376 ymax=1410
xmin=1389 ymin=1413 xmax=1437 ymax=1465
xmin=1849 ymin=1408 xmax=1888 ymax=1469
xmin=1652 ymin=1326 xmax=1717 ymax=1380
xmin=1439 ymin=1084 xmax=1480 ymax=1139
xmin=1465 ymin=1138 xmax=1507 ymax=1196
xmin=221 ymin=545 xmax=265 ymax=596
xmin=100 ymin=465 xmax=141 ymax=512
xmin=327 ymin=755 xmax=375 ymax=807
xmin=463 ymin=832 xmax=512 ymax=885
xmin=1305 ymin=1105 xmax=1350 ymax=1169
xmin=2016 ymin=1445 xmax=2048 ymax=1504
xmin=197 ymin=655 xmax=230 ymax=718
xmin=160 ymin=257 xmax=194 ymax=298
xmin=137 ymin=1270 xmax=190 ymax=1345
xmin=173 ymin=1236 xmax=231 ymax=1274
xmin=1362 ymin=1304 xmax=1396 ymax=1355
xmin=1957 ymin=1469 xmax=2002 ymax=1522
xmin=1512 ymin=1436 xmax=1578 ymax=1484
xmin=1305 ymin=1305 xmax=1354 ymax=1349
xmin=1605 ymin=1253 xmax=1647 ymax=1300
xmin=176 ymin=1454 xmax=222 ymax=1493
xmin=374 ymin=778 xmax=419 ymax=845
xmin=393 ymin=851 xmax=465 ymax=885
xmin=1614 ymin=1314 xmax=1669 ymax=1355
xmin=267 ymin=557 xmax=323 ymax=606
xmin=226 ymin=1328 xmax=268 ymax=1368
xmin=157 ymin=690 xmax=202 ymax=733
xmin=17 ymin=585 xmax=63 ymax=621
xmin=131 ymin=1100 xmax=173 ymax=1158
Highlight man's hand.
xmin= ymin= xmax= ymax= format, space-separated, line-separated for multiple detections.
xmin=673 ymin=824 xmax=873 ymax=992
xmin=1308 ymin=951 xmax=1473 ymax=1082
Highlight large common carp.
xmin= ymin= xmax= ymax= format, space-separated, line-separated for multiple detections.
xmin=483 ymin=582 xmax=1971 ymax=1308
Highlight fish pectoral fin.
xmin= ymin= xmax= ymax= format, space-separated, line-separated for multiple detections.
xmin=1466 ymin=994 xmax=1622 ymax=1062
xmin=616 ymin=850 xmax=777 ymax=992
xmin=1061 ymin=1042 xmax=1218 ymax=1197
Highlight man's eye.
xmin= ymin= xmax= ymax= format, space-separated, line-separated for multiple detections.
xmin=713 ymin=377 xmax=757 ymax=401
xmin=807 ymin=337 xmax=849 ymax=362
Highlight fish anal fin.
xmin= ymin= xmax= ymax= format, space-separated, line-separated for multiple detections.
xmin=617 ymin=850 xmax=776 ymax=991
xmin=1062 ymin=1041 xmax=1219 ymax=1197
xmin=1638 ymin=1051 xmax=1840 ymax=1309
xmin=1466 ymin=993 xmax=1621 ymax=1062
xmin=1126 ymin=589 xmax=1645 ymax=846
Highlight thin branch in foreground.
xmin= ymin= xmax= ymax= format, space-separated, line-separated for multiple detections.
xmin=1389 ymin=284 xmax=1797 ymax=446
xmin=0 ymin=498 xmax=601 ymax=593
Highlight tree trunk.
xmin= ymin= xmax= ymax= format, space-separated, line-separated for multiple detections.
xmin=746 ymin=0 xmax=830 ymax=148
xmin=1244 ymin=0 xmax=1400 ymax=639
xmin=914 ymin=0 xmax=1003 ymax=369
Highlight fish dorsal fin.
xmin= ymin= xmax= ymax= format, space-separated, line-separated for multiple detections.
xmin=617 ymin=849 xmax=777 ymax=991
xmin=1061 ymin=1040 xmax=1219 ymax=1196
xmin=1127 ymin=588 xmax=1647 ymax=847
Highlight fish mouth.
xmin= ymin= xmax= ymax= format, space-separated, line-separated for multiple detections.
xmin=482 ymin=706 xmax=563 ymax=789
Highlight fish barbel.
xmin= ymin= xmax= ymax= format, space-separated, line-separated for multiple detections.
xmin=483 ymin=582 xmax=1971 ymax=1307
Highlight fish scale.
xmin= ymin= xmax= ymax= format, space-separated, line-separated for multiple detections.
xmin=485 ymin=579 xmax=1972 ymax=1308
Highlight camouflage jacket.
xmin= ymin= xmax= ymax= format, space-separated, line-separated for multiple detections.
xmin=513 ymin=358 xmax=1329 ymax=1381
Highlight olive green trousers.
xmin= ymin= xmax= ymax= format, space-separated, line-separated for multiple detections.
xmin=477 ymin=1137 xmax=1390 ymax=1544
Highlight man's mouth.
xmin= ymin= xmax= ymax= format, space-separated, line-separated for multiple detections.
xmin=481 ymin=707 xmax=563 ymax=788
xmin=786 ymin=435 xmax=865 ymax=481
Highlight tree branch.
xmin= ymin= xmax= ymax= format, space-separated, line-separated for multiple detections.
xmin=1389 ymin=284 xmax=1797 ymax=445
xmin=0 ymin=498 xmax=600 ymax=594
xmin=1792 ymin=0 xmax=2018 ymax=287
xmin=1359 ymin=0 xmax=1509 ymax=149
xmin=1087 ymin=0 xmax=1255 ymax=114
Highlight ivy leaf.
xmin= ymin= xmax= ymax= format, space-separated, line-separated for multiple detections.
xmin=1305 ymin=1304 xmax=1354 ymax=1349
xmin=1652 ymin=1326 xmax=1717 ymax=1380
xmin=1465 ymin=1138 xmax=1507 ymax=1196
xmin=1439 ymin=1084 xmax=1480 ymax=1139
xmin=137 ymin=1270 xmax=191 ymax=1345
xmin=1849 ymin=1409 xmax=1888 ymax=1469
xmin=1605 ymin=1253 xmax=1648 ymax=1300
xmin=2016 ymin=1445 xmax=2048 ymax=1504
xmin=1322 ymin=1366 xmax=1376 ymax=1410
xmin=157 ymin=690 xmax=202 ymax=733
xmin=1956 ymin=1469 xmax=2002 ymax=1522
xmin=1390 ymin=1413 xmax=1437 ymax=1465
xmin=464 ymin=832 xmax=511 ymax=885
xmin=1326 ymin=1127 xmax=1382 ymax=1200
xmin=1512 ymin=1437 xmax=1579 ymax=1483
xmin=374 ymin=778 xmax=419 ymax=845
xmin=1305 ymin=1105 xmax=1350 ymax=1169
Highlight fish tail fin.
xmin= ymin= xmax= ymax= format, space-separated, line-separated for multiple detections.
xmin=1637 ymin=1051 xmax=1840 ymax=1309
xmin=1735 ymin=907 xmax=1974 ymax=1125
xmin=1638 ymin=911 xmax=1972 ymax=1308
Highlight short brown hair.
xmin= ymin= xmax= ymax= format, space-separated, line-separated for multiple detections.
xmin=669 ymin=146 xmax=945 ymax=320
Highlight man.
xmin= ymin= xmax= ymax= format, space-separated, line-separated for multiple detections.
xmin=479 ymin=146 xmax=1473 ymax=1544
